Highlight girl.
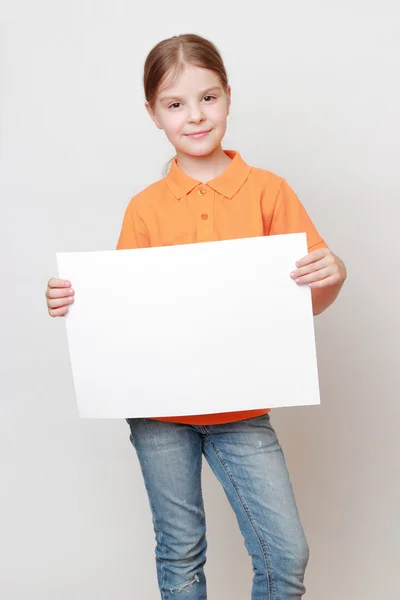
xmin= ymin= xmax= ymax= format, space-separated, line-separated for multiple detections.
xmin=45 ymin=34 xmax=346 ymax=600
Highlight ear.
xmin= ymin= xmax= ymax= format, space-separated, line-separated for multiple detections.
xmin=226 ymin=85 xmax=232 ymax=115
xmin=145 ymin=101 xmax=163 ymax=130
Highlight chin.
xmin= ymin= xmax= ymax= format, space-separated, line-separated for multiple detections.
xmin=179 ymin=140 xmax=223 ymax=158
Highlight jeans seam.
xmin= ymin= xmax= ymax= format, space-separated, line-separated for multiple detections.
xmin=131 ymin=422 xmax=167 ymax=599
xmin=159 ymin=527 xmax=166 ymax=599
xmin=206 ymin=433 xmax=276 ymax=600
xmin=139 ymin=477 xmax=168 ymax=599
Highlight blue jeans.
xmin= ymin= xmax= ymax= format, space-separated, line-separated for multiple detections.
xmin=127 ymin=413 xmax=309 ymax=599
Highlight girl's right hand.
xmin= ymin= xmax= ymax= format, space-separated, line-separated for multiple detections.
xmin=45 ymin=278 xmax=74 ymax=317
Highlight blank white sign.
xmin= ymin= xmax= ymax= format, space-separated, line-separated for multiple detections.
xmin=56 ymin=233 xmax=320 ymax=418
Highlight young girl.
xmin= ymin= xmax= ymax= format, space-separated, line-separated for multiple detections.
xmin=45 ymin=34 xmax=346 ymax=600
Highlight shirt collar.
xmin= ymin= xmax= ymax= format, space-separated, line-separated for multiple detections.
xmin=166 ymin=150 xmax=252 ymax=200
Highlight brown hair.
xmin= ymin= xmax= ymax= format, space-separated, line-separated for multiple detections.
xmin=143 ymin=34 xmax=229 ymax=108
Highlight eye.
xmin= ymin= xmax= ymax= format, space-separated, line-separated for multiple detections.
xmin=168 ymin=102 xmax=182 ymax=109
xmin=203 ymin=95 xmax=216 ymax=102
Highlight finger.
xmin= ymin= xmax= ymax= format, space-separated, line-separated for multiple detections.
xmin=48 ymin=305 xmax=69 ymax=318
xmin=309 ymin=274 xmax=342 ymax=288
xmin=47 ymin=296 xmax=75 ymax=309
xmin=291 ymin=257 xmax=330 ymax=279
xmin=48 ymin=278 xmax=71 ymax=289
xmin=46 ymin=287 xmax=74 ymax=300
xmin=295 ymin=248 xmax=329 ymax=268
xmin=295 ymin=267 xmax=332 ymax=285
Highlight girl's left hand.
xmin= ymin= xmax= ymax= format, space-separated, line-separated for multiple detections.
xmin=290 ymin=248 xmax=347 ymax=288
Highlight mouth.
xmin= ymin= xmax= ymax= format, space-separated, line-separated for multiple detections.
xmin=185 ymin=130 xmax=212 ymax=139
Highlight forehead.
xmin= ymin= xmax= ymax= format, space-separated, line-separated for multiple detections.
xmin=158 ymin=64 xmax=222 ymax=97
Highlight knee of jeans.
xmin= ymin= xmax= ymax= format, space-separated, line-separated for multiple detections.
xmin=169 ymin=574 xmax=200 ymax=594
xmin=286 ymin=537 xmax=310 ymax=573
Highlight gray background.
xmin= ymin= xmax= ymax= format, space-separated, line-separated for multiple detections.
xmin=1 ymin=1 xmax=399 ymax=598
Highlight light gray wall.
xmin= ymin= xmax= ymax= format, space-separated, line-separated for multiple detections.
xmin=1 ymin=1 xmax=399 ymax=598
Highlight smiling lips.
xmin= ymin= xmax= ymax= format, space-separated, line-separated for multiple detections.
xmin=185 ymin=130 xmax=211 ymax=139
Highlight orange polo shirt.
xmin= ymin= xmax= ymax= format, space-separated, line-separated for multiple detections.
xmin=117 ymin=150 xmax=327 ymax=425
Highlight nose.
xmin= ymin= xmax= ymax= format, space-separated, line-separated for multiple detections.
xmin=187 ymin=103 xmax=205 ymax=124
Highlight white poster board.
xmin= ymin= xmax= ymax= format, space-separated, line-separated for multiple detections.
xmin=57 ymin=233 xmax=320 ymax=418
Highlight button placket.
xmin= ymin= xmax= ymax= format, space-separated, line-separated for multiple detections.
xmin=195 ymin=186 xmax=213 ymax=242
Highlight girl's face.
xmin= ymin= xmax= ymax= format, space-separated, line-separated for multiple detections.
xmin=146 ymin=64 xmax=231 ymax=158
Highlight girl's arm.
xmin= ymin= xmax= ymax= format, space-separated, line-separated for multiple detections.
xmin=290 ymin=248 xmax=347 ymax=316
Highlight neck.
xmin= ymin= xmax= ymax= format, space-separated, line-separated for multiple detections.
xmin=176 ymin=146 xmax=232 ymax=183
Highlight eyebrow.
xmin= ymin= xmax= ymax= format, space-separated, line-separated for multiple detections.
xmin=159 ymin=86 xmax=223 ymax=104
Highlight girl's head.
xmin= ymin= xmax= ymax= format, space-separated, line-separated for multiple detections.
xmin=144 ymin=34 xmax=231 ymax=159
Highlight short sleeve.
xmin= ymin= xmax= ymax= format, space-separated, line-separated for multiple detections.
xmin=269 ymin=180 xmax=327 ymax=252
xmin=116 ymin=202 xmax=150 ymax=250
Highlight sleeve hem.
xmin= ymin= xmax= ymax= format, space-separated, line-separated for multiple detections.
xmin=308 ymin=239 xmax=328 ymax=251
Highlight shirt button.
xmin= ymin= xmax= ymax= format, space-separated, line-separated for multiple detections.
xmin=197 ymin=188 xmax=206 ymax=196
xmin=201 ymin=213 xmax=208 ymax=220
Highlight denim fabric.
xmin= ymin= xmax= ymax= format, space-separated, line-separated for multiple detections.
xmin=127 ymin=413 xmax=309 ymax=599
